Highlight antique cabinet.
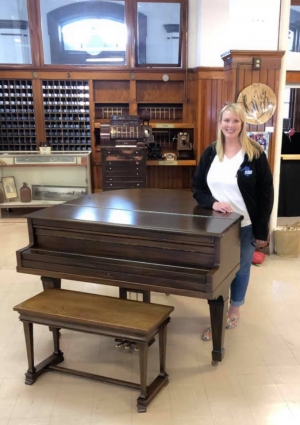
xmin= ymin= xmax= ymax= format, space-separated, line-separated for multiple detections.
xmin=101 ymin=147 xmax=147 ymax=191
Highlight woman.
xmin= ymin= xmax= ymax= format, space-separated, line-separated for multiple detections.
xmin=192 ymin=103 xmax=274 ymax=341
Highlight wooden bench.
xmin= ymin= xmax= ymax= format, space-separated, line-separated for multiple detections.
xmin=13 ymin=288 xmax=174 ymax=413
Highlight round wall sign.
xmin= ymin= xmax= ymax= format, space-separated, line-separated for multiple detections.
xmin=237 ymin=83 xmax=277 ymax=125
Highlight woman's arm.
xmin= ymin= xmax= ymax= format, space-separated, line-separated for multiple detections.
xmin=192 ymin=146 xmax=218 ymax=209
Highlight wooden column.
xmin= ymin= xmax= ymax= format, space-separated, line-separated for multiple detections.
xmin=221 ymin=50 xmax=284 ymax=171
xmin=193 ymin=68 xmax=225 ymax=160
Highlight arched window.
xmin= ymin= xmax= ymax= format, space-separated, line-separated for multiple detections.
xmin=44 ymin=1 xmax=127 ymax=65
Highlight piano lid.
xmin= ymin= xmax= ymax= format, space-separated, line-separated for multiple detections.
xmin=24 ymin=189 xmax=242 ymax=238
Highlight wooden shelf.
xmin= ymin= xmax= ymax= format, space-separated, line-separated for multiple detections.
xmin=147 ymin=160 xmax=196 ymax=166
xmin=0 ymin=200 xmax=63 ymax=217
xmin=152 ymin=123 xmax=194 ymax=129
xmin=94 ymin=122 xmax=194 ymax=129
xmin=281 ymin=155 xmax=300 ymax=160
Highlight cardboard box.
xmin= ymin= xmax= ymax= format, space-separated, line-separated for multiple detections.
xmin=274 ymin=222 xmax=300 ymax=257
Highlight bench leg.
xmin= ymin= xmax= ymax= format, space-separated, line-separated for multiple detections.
xmin=159 ymin=325 xmax=168 ymax=378
xmin=136 ymin=325 xmax=170 ymax=413
xmin=52 ymin=327 xmax=63 ymax=356
xmin=23 ymin=322 xmax=36 ymax=385
xmin=22 ymin=321 xmax=64 ymax=386
xmin=136 ymin=342 xmax=148 ymax=412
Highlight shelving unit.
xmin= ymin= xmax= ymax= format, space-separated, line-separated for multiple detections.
xmin=0 ymin=79 xmax=37 ymax=151
xmin=42 ymin=80 xmax=91 ymax=151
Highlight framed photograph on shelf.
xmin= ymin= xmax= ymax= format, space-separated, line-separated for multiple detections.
xmin=32 ymin=185 xmax=88 ymax=202
xmin=1 ymin=176 xmax=18 ymax=201
xmin=247 ymin=132 xmax=270 ymax=157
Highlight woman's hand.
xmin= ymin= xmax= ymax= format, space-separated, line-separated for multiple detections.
xmin=212 ymin=202 xmax=234 ymax=213
xmin=256 ymin=239 xmax=269 ymax=249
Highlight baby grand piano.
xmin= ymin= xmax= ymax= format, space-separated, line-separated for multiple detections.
xmin=16 ymin=189 xmax=242 ymax=364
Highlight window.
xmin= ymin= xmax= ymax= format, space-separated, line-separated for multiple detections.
xmin=41 ymin=0 xmax=126 ymax=65
xmin=136 ymin=1 xmax=181 ymax=66
xmin=40 ymin=0 xmax=185 ymax=67
xmin=62 ymin=19 xmax=127 ymax=63
xmin=289 ymin=6 xmax=300 ymax=52
xmin=0 ymin=0 xmax=32 ymax=64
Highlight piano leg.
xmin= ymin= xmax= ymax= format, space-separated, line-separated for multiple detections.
xmin=208 ymin=292 xmax=229 ymax=365
xmin=119 ymin=288 xmax=150 ymax=303
xmin=117 ymin=288 xmax=152 ymax=350
xmin=41 ymin=277 xmax=62 ymax=335
xmin=41 ymin=277 xmax=61 ymax=290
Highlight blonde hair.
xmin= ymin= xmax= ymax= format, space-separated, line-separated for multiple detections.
xmin=216 ymin=103 xmax=263 ymax=161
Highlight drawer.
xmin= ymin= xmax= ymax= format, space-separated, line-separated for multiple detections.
xmin=104 ymin=176 xmax=145 ymax=184
xmin=102 ymin=148 xmax=147 ymax=161
xmin=103 ymin=181 xmax=146 ymax=190
xmin=103 ymin=170 xmax=146 ymax=179
xmin=104 ymin=163 xmax=145 ymax=172
xmin=104 ymin=159 xmax=146 ymax=166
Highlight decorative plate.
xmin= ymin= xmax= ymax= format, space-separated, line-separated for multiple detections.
xmin=237 ymin=83 xmax=277 ymax=125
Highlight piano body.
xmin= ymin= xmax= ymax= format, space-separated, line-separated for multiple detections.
xmin=16 ymin=189 xmax=242 ymax=364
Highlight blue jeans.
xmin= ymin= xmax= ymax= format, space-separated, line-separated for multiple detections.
xmin=230 ymin=225 xmax=256 ymax=307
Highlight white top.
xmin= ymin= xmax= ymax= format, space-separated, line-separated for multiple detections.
xmin=207 ymin=149 xmax=251 ymax=227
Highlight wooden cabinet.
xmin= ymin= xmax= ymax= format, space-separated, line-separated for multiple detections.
xmin=101 ymin=147 xmax=147 ymax=191
xmin=0 ymin=70 xmax=198 ymax=191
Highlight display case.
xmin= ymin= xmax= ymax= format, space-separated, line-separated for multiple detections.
xmin=0 ymin=151 xmax=91 ymax=217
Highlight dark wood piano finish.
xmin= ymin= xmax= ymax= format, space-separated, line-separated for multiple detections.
xmin=16 ymin=189 xmax=242 ymax=364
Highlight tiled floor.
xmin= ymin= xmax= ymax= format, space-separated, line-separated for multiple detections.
xmin=0 ymin=217 xmax=300 ymax=424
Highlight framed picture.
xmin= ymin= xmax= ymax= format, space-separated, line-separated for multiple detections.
xmin=32 ymin=185 xmax=88 ymax=202
xmin=1 ymin=176 xmax=18 ymax=200
xmin=247 ymin=132 xmax=270 ymax=158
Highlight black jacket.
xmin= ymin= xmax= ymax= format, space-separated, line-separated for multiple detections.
xmin=192 ymin=143 xmax=274 ymax=241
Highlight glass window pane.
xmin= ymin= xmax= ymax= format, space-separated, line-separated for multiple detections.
xmin=0 ymin=0 xmax=32 ymax=64
xmin=137 ymin=2 xmax=181 ymax=66
xmin=289 ymin=6 xmax=300 ymax=52
xmin=40 ymin=0 xmax=126 ymax=65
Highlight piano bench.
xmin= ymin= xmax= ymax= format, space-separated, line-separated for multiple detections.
xmin=13 ymin=289 xmax=174 ymax=413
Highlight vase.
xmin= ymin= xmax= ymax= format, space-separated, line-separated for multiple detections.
xmin=20 ymin=182 xmax=31 ymax=203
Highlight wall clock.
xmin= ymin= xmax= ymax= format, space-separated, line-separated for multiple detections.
xmin=237 ymin=83 xmax=277 ymax=125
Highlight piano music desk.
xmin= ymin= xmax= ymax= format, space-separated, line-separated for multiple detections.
xmin=16 ymin=189 xmax=243 ymax=365
xmin=13 ymin=288 xmax=174 ymax=413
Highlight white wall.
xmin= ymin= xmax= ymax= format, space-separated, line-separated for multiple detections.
xmin=188 ymin=0 xmax=281 ymax=68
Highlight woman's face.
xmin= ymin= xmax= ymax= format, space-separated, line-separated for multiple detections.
xmin=220 ymin=110 xmax=242 ymax=141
